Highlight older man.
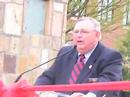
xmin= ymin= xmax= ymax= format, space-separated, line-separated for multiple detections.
xmin=35 ymin=17 xmax=123 ymax=97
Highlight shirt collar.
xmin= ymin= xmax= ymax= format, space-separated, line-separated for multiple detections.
xmin=78 ymin=43 xmax=98 ymax=62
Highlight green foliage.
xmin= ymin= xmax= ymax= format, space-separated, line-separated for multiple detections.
xmin=117 ymin=30 xmax=130 ymax=57
xmin=67 ymin=0 xmax=87 ymax=19
xmin=123 ymin=63 xmax=130 ymax=80
xmin=116 ymin=30 xmax=130 ymax=80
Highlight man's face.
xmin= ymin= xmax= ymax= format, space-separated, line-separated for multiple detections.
xmin=72 ymin=20 xmax=100 ymax=53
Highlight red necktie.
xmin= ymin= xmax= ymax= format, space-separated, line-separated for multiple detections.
xmin=69 ymin=54 xmax=85 ymax=84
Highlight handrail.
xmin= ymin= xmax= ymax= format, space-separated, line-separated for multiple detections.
xmin=24 ymin=81 xmax=130 ymax=91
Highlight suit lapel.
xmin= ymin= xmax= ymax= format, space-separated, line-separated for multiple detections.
xmin=65 ymin=48 xmax=78 ymax=83
xmin=77 ymin=42 xmax=104 ymax=83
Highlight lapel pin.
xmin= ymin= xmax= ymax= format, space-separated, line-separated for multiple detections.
xmin=89 ymin=65 xmax=92 ymax=69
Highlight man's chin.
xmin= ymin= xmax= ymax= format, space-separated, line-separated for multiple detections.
xmin=76 ymin=46 xmax=85 ymax=53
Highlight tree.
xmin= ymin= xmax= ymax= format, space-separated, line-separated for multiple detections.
xmin=117 ymin=30 xmax=130 ymax=58
xmin=67 ymin=0 xmax=129 ymax=32
xmin=67 ymin=0 xmax=89 ymax=19
xmin=117 ymin=30 xmax=130 ymax=81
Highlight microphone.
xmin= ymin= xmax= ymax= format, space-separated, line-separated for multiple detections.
xmin=14 ymin=45 xmax=76 ymax=83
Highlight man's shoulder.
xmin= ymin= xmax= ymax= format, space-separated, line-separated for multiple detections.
xmin=99 ymin=43 xmax=122 ymax=59
xmin=99 ymin=42 xmax=120 ymax=53
xmin=60 ymin=45 xmax=75 ymax=51
xmin=57 ymin=45 xmax=76 ymax=56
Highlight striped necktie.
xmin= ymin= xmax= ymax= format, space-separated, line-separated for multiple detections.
xmin=69 ymin=54 xmax=85 ymax=84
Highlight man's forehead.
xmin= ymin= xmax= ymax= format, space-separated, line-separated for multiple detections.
xmin=74 ymin=20 xmax=95 ymax=30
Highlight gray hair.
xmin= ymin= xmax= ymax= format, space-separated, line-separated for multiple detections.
xmin=76 ymin=17 xmax=101 ymax=33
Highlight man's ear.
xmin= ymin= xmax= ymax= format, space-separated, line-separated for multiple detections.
xmin=96 ymin=31 xmax=101 ymax=40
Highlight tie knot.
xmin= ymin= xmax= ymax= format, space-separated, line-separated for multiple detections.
xmin=79 ymin=54 xmax=85 ymax=62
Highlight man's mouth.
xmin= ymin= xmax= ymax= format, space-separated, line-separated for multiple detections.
xmin=77 ymin=40 xmax=83 ymax=44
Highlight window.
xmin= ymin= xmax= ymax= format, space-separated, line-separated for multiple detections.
xmin=23 ymin=0 xmax=46 ymax=34
xmin=123 ymin=1 xmax=130 ymax=25
xmin=98 ymin=0 xmax=113 ymax=22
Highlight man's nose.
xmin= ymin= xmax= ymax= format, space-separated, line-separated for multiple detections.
xmin=76 ymin=31 xmax=82 ymax=36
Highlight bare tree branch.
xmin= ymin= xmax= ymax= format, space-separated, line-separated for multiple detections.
xmin=67 ymin=0 xmax=129 ymax=33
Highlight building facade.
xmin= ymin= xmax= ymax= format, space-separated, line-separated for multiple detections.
xmin=0 ymin=0 xmax=68 ymax=84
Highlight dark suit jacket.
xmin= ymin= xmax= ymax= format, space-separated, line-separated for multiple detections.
xmin=35 ymin=42 xmax=123 ymax=97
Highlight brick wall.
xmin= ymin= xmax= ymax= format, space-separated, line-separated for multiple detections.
xmin=0 ymin=0 xmax=68 ymax=84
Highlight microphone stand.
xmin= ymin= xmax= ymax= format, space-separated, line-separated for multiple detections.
xmin=14 ymin=46 xmax=76 ymax=83
xmin=14 ymin=57 xmax=57 ymax=83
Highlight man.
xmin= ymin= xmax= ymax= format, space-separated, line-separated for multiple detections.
xmin=35 ymin=17 xmax=123 ymax=97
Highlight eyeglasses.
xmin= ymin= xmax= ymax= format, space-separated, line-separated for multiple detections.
xmin=73 ymin=29 xmax=95 ymax=34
